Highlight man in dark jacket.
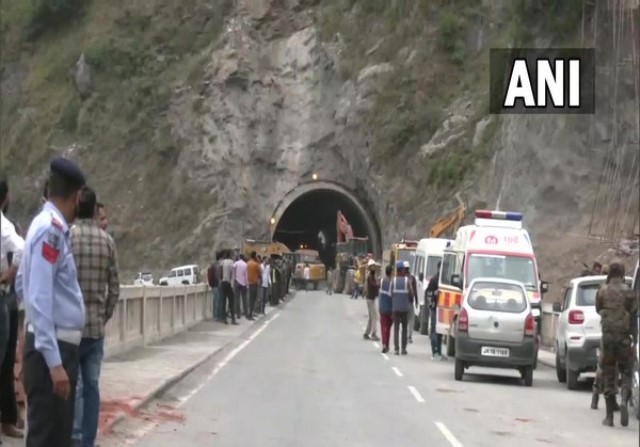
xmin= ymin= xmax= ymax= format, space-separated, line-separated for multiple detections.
xmin=427 ymin=262 xmax=443 ymax=359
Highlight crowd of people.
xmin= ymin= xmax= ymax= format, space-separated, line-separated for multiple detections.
xmin=0 ymin=158 xmax=119 ymax=447
xmin=352 ymin=252 xmax=637 ymax=428
xmin=206 ymin=251 xmax=292 ymax=324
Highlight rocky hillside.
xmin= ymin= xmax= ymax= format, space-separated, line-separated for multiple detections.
xmin=1 ymin=0 xmax=638 ymax=290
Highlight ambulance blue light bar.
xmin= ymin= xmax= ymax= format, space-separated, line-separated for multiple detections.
xmin=475 ymin=210 xmax=523 ymax=221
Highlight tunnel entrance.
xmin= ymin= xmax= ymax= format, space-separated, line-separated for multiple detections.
xmin=271 ymin=181 xmax=380 ymax=268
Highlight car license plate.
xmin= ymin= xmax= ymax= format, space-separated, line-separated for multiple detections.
xmin=481 ymin=346 xmax=510 ymax=357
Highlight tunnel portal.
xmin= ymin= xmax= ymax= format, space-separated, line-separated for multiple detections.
xmin=271 ymin=181 xmax=381 ymax=268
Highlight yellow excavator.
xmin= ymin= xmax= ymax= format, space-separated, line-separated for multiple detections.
xmin=429 ymin=193 xmax=466 ymax=238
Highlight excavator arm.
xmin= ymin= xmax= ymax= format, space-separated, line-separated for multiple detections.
xmin=429 ymin=193 xmax=466 ymax=238
xmin=336 ymin=210 xmax=354 ymax=242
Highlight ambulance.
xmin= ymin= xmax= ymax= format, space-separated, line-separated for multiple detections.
xmin=437 ymin=210 xmax=549 ymax=356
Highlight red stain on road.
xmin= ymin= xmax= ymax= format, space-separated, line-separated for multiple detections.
xmin=99 ymin=399 xmax=185 ymax=435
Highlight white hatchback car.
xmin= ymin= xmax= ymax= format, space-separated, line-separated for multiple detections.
xmin=553 ymin=274 xmax=633 ymax=390
xmin=453 ymin=278 xmax=537 ymax=386
xmin=133 ymin=272 xmax=154 ymax=286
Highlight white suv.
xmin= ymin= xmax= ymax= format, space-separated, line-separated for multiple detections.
xmin=159 ymin=264 xmax=201 ymax=286
xmin=553 ymin=274 xmax=632 ymax=390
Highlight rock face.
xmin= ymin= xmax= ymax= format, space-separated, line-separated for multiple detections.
xmin=1 ymin=0 xmax=638 ymax=285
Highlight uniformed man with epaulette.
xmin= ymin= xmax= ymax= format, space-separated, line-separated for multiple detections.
xmin=16 ymin=157 xmax=86 ymax=447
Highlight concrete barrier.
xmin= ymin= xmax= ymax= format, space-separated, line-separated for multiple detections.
xmin=540 ymin=303 xmax=559 ymax=348
xmin=104 ymin=284 xmax=212 ymax=357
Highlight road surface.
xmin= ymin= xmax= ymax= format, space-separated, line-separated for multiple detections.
xmin=97 ymin=291 xmax=637 ymax=446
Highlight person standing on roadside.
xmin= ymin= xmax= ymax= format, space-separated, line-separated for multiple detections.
xmin=427 ymin=262 xmax=443 ymax=360
xmin=596 ymin=261 xmax=637 ymax=427
xmin=260 ymin=258 xmax=271 ymax=314
xmin=207 ymin=254 xmax=220 ymax=320
xmin=246 ymin=251 xmax=261 ymax=320
xmin=16 ymin=158 xmax=86 ymax=447
xmin=219 ymin=250 xmax=237 ymax=325
xmin=378 ymin=265 xmax=393 ymax=353
xmin=70 ymin=186 xmax=120 ymax=447
xmin=363 ymin=260 xmax=380 ymax=341
xmin=0 ymin=171 xmax=26 ymax=443
xmin=233 ymin=255 xmax=248 ymax=320
xmin=95 ymin=202 xmax=107 ymax=231
xmin=403 ymin=261 xmax=417 ymax=344
xmin=391 ymin=261 xmax=414 ymax=355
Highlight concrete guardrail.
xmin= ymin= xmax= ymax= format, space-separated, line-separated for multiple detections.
xmin=104 ymin=284 xmax=212 ymax=357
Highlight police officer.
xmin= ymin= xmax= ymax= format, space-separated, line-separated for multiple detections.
xmin=16 ymin=158 xmax=86 ymax=446
xmin=595 ymin=261 xmax=638 ymax=427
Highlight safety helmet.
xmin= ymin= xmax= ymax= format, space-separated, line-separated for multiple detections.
xmin=403 ymin=261 xmax=411 ymax=269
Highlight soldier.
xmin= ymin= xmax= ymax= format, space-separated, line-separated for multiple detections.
xmin=595 ymin=261 xmax=638 ymax=427
xmin=16 ymin=158 xmax=86 ymax=446
xmin=591 ymin=266 xmax=620 ymax=411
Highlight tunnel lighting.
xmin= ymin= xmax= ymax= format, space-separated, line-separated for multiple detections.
xmin=270 ymin=217 xmax=276 ymax=225
xmin=312 ymin=173 xmax=318 ymax=180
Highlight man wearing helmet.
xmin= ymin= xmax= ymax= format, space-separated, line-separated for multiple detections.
xmin=391 ymin=261 xmax=415 ymax=355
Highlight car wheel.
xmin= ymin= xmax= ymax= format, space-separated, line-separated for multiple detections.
xmin=522 ymin=366 xmax=534 ymax=387
xmin=556 ymin=350 xmax=566 ymax=383
xmin=454 ymin=359 xmax=464 ymax=381
xmin=566 ymin=351 xmax=579 ymax=390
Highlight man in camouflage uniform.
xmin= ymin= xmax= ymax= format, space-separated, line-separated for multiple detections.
xmin=595 ymin=261 xmax=638 ymax=427
xmin=591 ymin=264 xmax=618 ymax=410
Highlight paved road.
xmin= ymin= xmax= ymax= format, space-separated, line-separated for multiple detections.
xmin=96 ymin=291 xmax=637 ymax=446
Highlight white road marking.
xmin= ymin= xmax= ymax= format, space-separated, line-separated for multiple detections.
xmin=381 ymin=353 xmax=390 ymax=361
xmin=120 ymin=312 xmax=281 ymax=445
xmin=407 ymin=385 xmax=425 ymax=403
xmin=391 ymin=367 xmax=404 ymax=377
xmin=435 ymin=421 xmax=464 ymax=447
xmin=372 ymin=342 xmax=380 ymax=349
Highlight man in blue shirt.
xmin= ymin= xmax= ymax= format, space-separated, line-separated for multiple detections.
xmin=16 ymin=157 xmax=86 ymax=447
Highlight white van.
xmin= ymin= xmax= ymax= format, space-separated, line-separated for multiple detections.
xmin=158 ymin=264 xmax=202 ymax=286
xmin=411 ymin=238 xmax=454 ymax=334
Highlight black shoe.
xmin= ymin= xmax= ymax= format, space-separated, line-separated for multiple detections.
xmin=363 ymin=334 xmax=370 ymax=340
xmin=382 ymin=346 xmax=389 ymax=353
xmin=603 ymin=396 xmax=615 ymax=427
xmin=395 ymin=349 xmax=400 ymax=355
xmin=620 ymin=395 xmax=629 ymax=427
xmin=401 ymin=349 xmax=408 ymax=355
xmin=232 ymin=321 xmax=239 ymax=325
xmin=591 ymin=392 xmax=599 ymax=410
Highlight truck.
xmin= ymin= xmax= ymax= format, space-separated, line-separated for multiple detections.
xmin=242 ymin=239 xmax=291 ymax=260
xmin=293 ymin=249 xmax=326 ymax=290
xmin=334 ymin=210 xmax=369 ymax=293
xmin=437 ymin=209 xmax=549 ymax=357
xmin=382 ymin=240 xmax=418 ymax=272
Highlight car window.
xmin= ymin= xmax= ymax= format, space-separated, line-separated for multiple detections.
xmin=141 ymin=273 xmax=152 ymax=281
xmin=169 ymin=270 xmax=177 ymax=278
xmin=425 ymin=255 xmax=441 ymax=281
xmin=562 ymin=287 xmax=572 ymax=310
xmin=178 ymin=270 xmax=184 ymax=277
xmin=467 ymin=281 xmax=527 ymax=313
xmin=440 ymin=253 xmax=458 ymax=286
xmin=576 ymin=284 xmax=600 ymax=306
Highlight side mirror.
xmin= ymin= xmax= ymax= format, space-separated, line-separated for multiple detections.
xmin=540 ymin=281 xmax=549 ymax=294
xmin=552 ymin=302 xmax=562 ymax=313
xmin=451 ymin=274 xmax=462 ymax=289
xmin=419 ymin=273 xmax=424 ymax=282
